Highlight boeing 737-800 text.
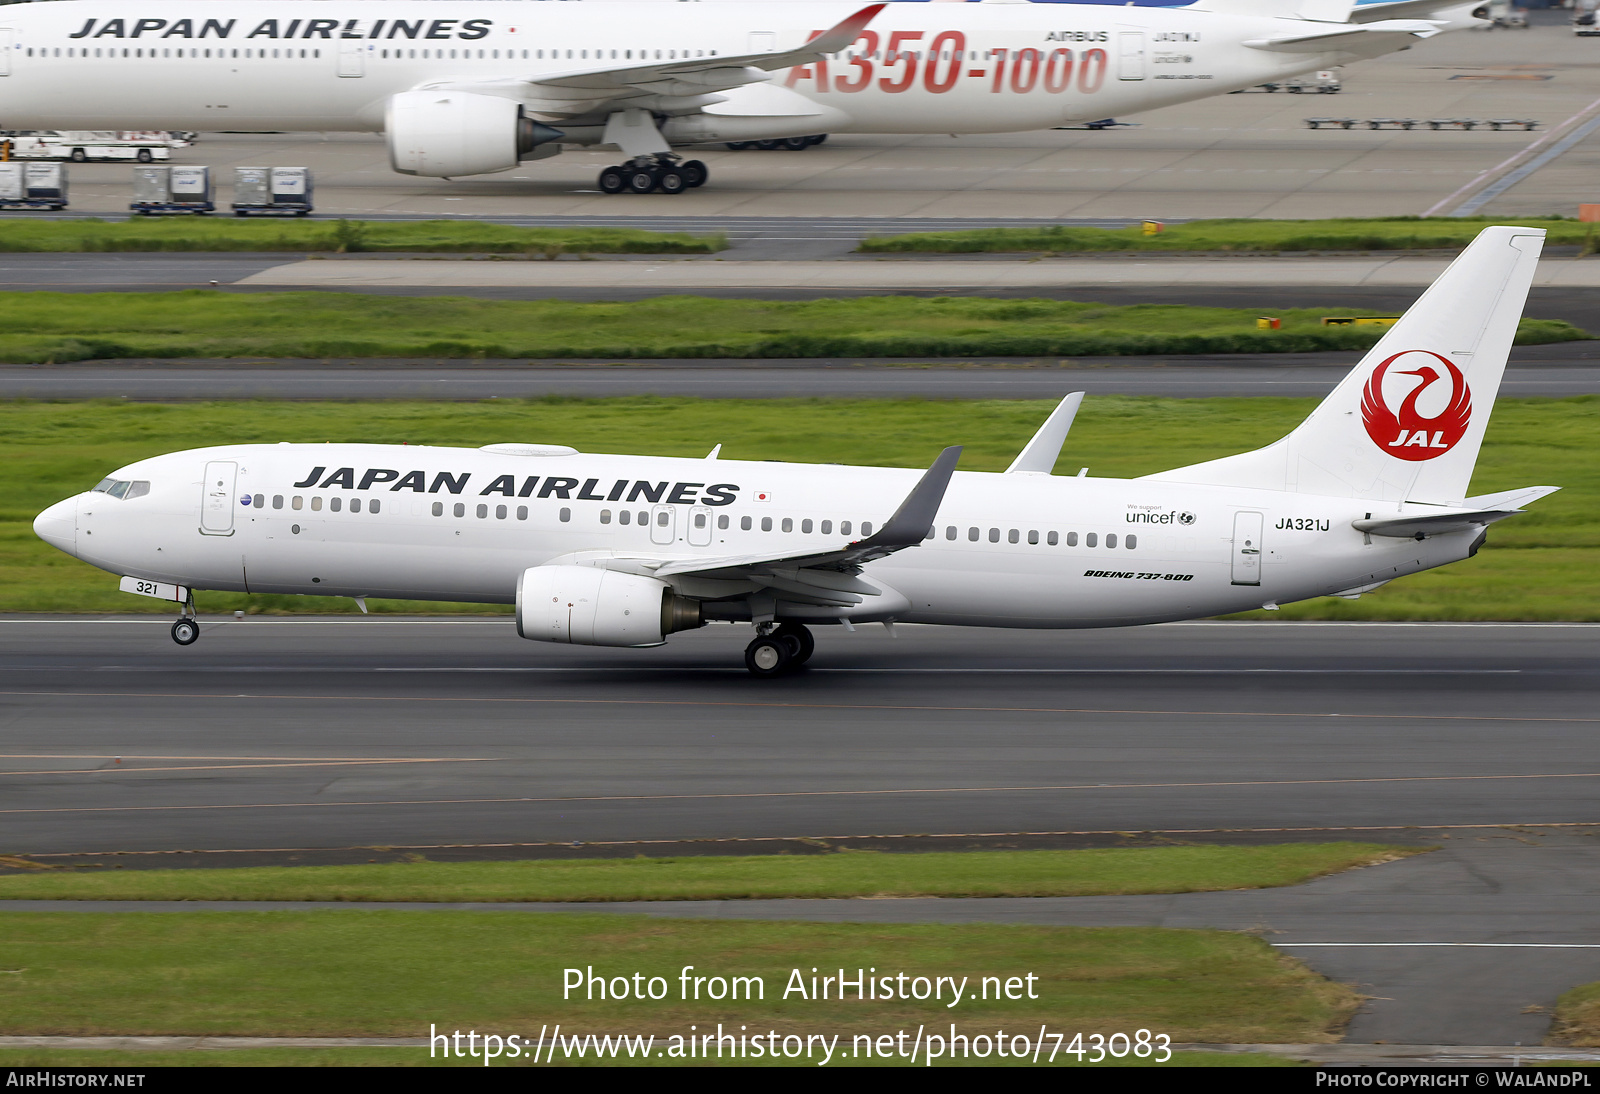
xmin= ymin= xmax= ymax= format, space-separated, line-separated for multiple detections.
xmin=0 ymin=0 xmax=1477 ymax=191
xmin=34 ymin=227 xmax=1556 ymax=675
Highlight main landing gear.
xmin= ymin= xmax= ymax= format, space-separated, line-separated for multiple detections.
xmin=597 ymin=154 xmax=708 ymax=196
xmin=743 ymin=622 xmax=815 ymax=678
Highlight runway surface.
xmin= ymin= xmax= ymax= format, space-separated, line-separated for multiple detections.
xmin=5 ymin=350 xmax=1596 ymax=401
xmin=4 ymin=618 xmax=1596 ymax=856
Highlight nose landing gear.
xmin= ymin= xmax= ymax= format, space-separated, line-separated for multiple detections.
xmin=170 ymin=590 xmax=199 ymax=646
xmin=743 ymin=622 xmax=815 ymax=677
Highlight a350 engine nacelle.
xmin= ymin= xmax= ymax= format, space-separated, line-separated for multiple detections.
xmin=516 ymin=565 xmax=703 ymax=647
xmin=386 ymin=90 xmax=563 ymax=178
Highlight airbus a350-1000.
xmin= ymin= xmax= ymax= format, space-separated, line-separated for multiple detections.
xmin=34 ymin=227 xmax=1557 ymax=675
xmin=1 ymin=0 xmax=1477 ymax=192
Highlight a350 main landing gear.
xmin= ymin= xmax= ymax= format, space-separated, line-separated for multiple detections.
xmin=597 ymin=154 xmax=708 ymax=195
xmin=743 ymin=622 xmax=814 ymax=678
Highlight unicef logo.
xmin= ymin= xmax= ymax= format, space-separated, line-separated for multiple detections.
xmin=1178 ymin=512 xmax=1196 ymax=526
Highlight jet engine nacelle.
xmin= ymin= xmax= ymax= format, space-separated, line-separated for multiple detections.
xmin=386 ymin=91 xmax=563 ymax=178
xmin=516 ymin=565 xmax=702 ymax=647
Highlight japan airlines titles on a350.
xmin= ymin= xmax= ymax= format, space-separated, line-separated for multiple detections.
xmin=0 ymin=0 xmax=1481 ymax=191
xmin=34 ymin=227 xmax=1558 ymax=675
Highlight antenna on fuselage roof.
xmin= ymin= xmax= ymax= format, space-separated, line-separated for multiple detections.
xmin=1005 ymin=392 xmax=1084 ymax=476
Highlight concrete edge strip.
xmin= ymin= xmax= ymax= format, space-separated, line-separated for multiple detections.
xmin=1424 ymin=92 xmax=1600 ymax=217
xmin=1278 ymin=943 xmax=1600 ymax=949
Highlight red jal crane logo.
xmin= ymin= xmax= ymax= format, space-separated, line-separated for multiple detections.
xmin=1359 ymin=350 xmax=1472 ymax=462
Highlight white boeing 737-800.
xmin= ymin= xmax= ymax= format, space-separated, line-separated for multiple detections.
xmin=34 ymin=227 xmax=1556 ymax=675
xmin=0 ymin=0 xmax=1477 ymax=191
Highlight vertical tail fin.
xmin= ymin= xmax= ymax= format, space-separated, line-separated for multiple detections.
xmin=1144 ymin=226 xmax=1545 ymax=505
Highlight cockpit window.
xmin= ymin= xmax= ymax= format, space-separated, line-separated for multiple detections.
xmin=92 ymin=479 xmax=149 ymax=500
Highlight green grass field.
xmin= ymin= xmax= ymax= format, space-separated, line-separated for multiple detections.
xmin=0 ymin=844 xmax=1411 ymax=903
xmin=0 ymin=292 xmax=1580 ymax=363
xmin=3 ymin=396 xmax=1593 ymax=618
xmin=858 ymin=216 xmax=1595 ymax=254
xmin=1552 ymin=982 xmax=1600 ymax=1047
xmin=0 ymin=912 xmax=1359 ymax=1044
xmin=0 ymin=218 xmax=722 ymax=254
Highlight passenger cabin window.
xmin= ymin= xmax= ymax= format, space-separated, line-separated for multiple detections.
xmin=741 ymin=516 xmax=752 ymax=531
xmin=273 ymin=495 xmax=283 ymax=509
xmin=801 ymin=519 xmax=812 ymax=534
xmin=968 ymin=527 xmax=979 ymax=542
xmin=821 ymin=520 xmax=832 ymax=535
xmin=293 ymin=496 xmax=304 ymax=511
xmin=432 ymin=501 xmax=443 ymax=517
xmin=1106 ymin=533 xmax=1117 ymax=549
xmin=862 ymin=523 xmax=872 ymax=536
xmin=761 ymin=517 xmax=772 ymax=532
xmin=781 ymin=518 xmax=793 ymax=533
xmin=496 ymin=505 xmax=507 ymax=520
xmin=1048 ymin=531 xmax=1059 ymax=546
xmin=1066 ymin=532 xmax=1078 ymax=546
xmin=988 ymin=528 xmax=999 ymax=543
xmin=1008 ymin=529 xmax=1019 ymax=544
xmin=840 ymin=521 xmax=851 ymax=536
xmin=371 ymin=499 xmax=381 ymax=514
xmin=453 ymin=502 xmax=465 ymax=517
xmin=718 ymin=515 xmax=729 ymax=530
xmin=311 ymin=497 xmax=323 ymax=512
xmin=1028 ymin=530 xmax=1039 ymax=545
xmin=1086 ymin=533 xmax=1098 ymax=547
xmin=561 ymin=508 xmax=572 ymax=522
xmin=619 ymin=510 xmax=631 ymax=525
xmin=517 ymin=506 xmax=528 ymax=520
xmin=329 ymin=498 xmax=342 ymax=512
xmin=601 ymin=509 xmax=612 ymax=524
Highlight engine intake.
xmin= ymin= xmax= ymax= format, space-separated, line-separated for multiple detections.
xmin=387 ymin=90 xmax=563 ymax=178
xmin=516 ymin=565 xmax=702 ymax=647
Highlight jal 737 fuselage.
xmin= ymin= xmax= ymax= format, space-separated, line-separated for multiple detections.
xmin=33 ymin=229 xmax=1560 ymax=675
xmin=0 ymin=0 xmax=1475 ymax=187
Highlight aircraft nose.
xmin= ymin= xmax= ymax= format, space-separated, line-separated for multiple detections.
xmin=33 ymin=496 xmax=77 ymax=556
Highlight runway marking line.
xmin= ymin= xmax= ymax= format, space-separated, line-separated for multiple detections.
xmin=0 ymin=756 xmax=491 ymax=777
xmin=2 ymin=689 xmax=1595 ymax=726
xmin=3 ymin=770 xmax=1599 ymax=817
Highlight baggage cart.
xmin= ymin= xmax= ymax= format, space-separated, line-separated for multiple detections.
xmin=231 ymin=166 xmax=313 ymax=216
xmin=131 ymin=164 xmax=214 ymax=215
xmin=0 ymin=161 xmax=67 ymax=209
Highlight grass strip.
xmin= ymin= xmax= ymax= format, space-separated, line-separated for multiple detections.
xmin=0 ymin=1048 xmax=1298 ymax=1067
xmin=0 ymin=912 xmax=1359 ymax=1043
xmin=2 ymin=395 xmax=1594 ymax=618
xmin=0 ymin=844 xmax=1412 ymax=903
xmin=0 ymin=218 xmax=721 ymax=254
xmin=858 ymin=216 xmax=1596 ymax=254
xmin=1551 ymin=982 xmax=1600 ymax=1047
xmin=0 ymin=292 xmax=1581 ymax=364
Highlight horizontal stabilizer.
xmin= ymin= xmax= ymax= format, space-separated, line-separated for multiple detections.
xmin=1245 ymin=19 xmax=1439 ymax=51
xmin=1353 ymin=507 xmax=1527 ymax=539
xmin=1463 ymin=485 xmax=1560 ymax=511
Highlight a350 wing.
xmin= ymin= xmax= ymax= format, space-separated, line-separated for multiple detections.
xmin=425 ymin=3 xmax=884 ymax=120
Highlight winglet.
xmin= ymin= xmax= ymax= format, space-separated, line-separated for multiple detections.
xmin=1006 ymin=392 xmax=1084 ymax=475
xmin=811 ymin=4 xmax=888 ymax=55
xmin=853 ymin=446 xmax=962 ymax=555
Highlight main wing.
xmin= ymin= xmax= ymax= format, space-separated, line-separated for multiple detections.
xmin=419 ymin=4 xmax=884 ymax=121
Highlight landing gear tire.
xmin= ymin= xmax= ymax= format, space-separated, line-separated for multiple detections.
xmin=781 ymin=136 xmax=812 ymax=151
xmin=771 ymin=622 xmax=814 ymax=665
xmin=724 ymin=141 xmax=752 ymax=151
xmin=136 ymin=149 xmax=154 ymax=163
xmin=755 ymin=139 xmax=782 ymax=150
xmin=626 ymin=167 xmax=658 ymax=194
xmin=171 ymin=619 xmax=198 ymax=646
xmin=656 ymin=168 xmax=687 ymax=195
xmin=807 ymin=134 xmax=828 ymax=147
xmin=744 ymin=636 xmax=793 ymax=677
xmin=680 ymin=160 xmax=708 ymax=188
xmin=598 ymin=166 xmax=627 ymax=194
xmin=69 ymin=148 xmax=87 ymax=163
